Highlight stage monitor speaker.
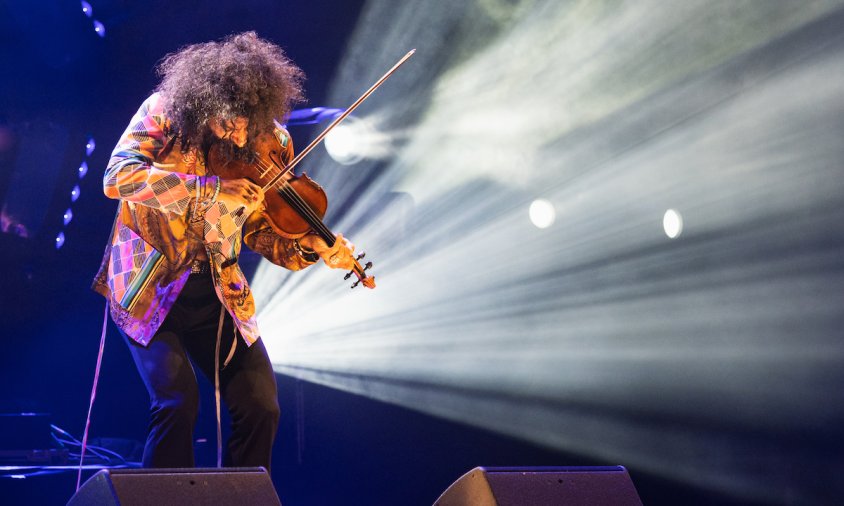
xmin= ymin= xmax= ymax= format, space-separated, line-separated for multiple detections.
xmin=434 ymin=466 xmax=642 ymax=506
xmin=66 ymin=467 xmax=281 ymax=506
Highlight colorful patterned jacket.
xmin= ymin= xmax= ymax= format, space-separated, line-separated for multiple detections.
xmin=92 ymin=93 xmax=315 ymax=347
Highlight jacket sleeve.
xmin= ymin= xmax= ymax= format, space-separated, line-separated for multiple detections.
xmin=243 ymin=216 xmax=318 ymax=271
xmin=103 ymin=93 xmax=199 ymax=215
xmin=242 ymin=126 xmax=318 ymax=271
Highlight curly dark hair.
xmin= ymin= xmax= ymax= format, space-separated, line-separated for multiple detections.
xmin=155 ymin=31 xmax=305 ymax=153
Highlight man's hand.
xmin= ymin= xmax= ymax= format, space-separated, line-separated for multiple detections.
xmin=298 ymin=233 xmax=356 ymax=270
xmin=216 ymin=177 xmax=264 ymax=215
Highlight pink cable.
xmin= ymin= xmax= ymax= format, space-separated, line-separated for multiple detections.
xmin=214 ymin=306 xmax=225 ymax=468
xmin=76 ymin=301 xmax=109 ymax=491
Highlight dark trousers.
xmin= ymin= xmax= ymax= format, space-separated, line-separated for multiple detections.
xmin=122 ymin=270 xmax=280 ymax=470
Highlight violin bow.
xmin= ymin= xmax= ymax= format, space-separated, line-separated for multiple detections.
xmin=260 ymin=48 xmax=416 ymax=192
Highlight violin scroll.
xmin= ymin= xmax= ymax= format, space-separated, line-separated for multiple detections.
xmin=345 ymin=252 xmax=375 ymax=289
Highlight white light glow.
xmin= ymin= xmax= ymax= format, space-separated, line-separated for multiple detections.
xmin=323 ymin=115 xmax=393 ymax=165
xmin=324 ymin=123 xmax=363 ymax=165
xmin=663 ymin=209 xmax=683 ymax=238
xmin=529 ymin=199 xmax=555 ymax=229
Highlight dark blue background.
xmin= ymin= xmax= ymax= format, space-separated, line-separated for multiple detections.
xmin=0 ymin=1 xmax=810 ymax=504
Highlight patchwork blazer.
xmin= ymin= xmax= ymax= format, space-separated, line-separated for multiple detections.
xmin=92 ymin=93 xmax=315 ymax=346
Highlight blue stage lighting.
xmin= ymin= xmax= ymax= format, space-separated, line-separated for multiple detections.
xmin=85 ymin=137 xmax=95 ymax=156
xmin=55 ymin=231 xmax=65 ymax=249
xmin=63 ymin=208 xmax=73 ymax=226
xmin=78 ymin=161 xmax=88 ymax=179
xmin=93 ymin=20 xmax=105 ymax=38
xmin=71 ymin=185 xmax=80 ymax=202
xmin=80 ymin=1 xmax=92 ymax=18
xmin=285 ymin=107 xmax=344 ymax=126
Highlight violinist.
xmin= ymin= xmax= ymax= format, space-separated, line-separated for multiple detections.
xmin=91 ymin=32 xmax=356 ymax=470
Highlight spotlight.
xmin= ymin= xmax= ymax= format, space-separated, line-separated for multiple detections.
xmin=55 ymin=232 xmax=65 ymax=249
xmin=71 ymin=185 xmax=81 ymax=202
xmin=63 ymin=208 xmax=73 ymax=226
xmin=80 ymin=1 xmax=92 ymax=17
xmin=529 ymin=199 xmax=555 ymax=229
xmin=663 ymin=209 xmax=683 ymax=239
xmin=85 ymin=137 xmax=95 ymax=156
xmin=93 ymin=20 xmax=105 ymax=38
xmin=78 ymin=161 xmax=88 ymax=178
xmin=324 ymin=121 xmax=364 ymax=165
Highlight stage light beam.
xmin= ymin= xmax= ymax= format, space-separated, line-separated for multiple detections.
xmin=252 ymin=1 xmax=844 ymax=503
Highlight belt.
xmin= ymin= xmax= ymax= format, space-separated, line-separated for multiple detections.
xmin=190 ymin=259 xmax=211 ymax=274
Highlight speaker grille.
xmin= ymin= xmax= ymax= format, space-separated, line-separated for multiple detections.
xmin=435 ymin=466 xmax=642 ymax=506
xmin=68 ymin=467 xmax=281 ymax=506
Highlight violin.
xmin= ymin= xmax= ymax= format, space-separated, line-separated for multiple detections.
xmin=205 ymin=49 xmax=416 ymax=290
xmin=207 ymin=134 xmax=376 ymax=289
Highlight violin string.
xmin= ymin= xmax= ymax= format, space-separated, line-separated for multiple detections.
xmin=280 ymin=184 xmax=337 ymax=243
xmin=253 ymin=159 xmax=329 ymax=239
xmin=252 ymin=155 xmax=345 ymax=252
xmin=211 ymin=147 xmax=352 ymax=268
xmin=251 ymin=155 xmax=325 ymax=229
xmin=249 ymin=154 xmax=364 ymax=277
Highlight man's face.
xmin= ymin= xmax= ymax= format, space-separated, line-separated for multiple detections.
xmin=209 ymin=117 xmax=249 ymax=148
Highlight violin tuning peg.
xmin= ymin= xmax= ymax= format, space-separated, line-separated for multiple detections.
xmin=364 ymin=261 xmax=373 ymax=271
xmin=344 ymin=272 xmax=352 ymax=280
xmin=351 ymin=279 xmax=360 ymax=289
xmin=356 ymin=252 xmax=366 ymax=261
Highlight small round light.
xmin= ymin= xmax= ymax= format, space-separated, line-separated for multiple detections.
xmin=85 ymin=137 xmax=96 ymax=156
xmin=55 ymin=232 xmax=66 ymax=249
xmin=78 ymin=161 xmax=88 ymax=178
xmin=663 ymin=209 xmax=683 ymax=239
xmin=529 ymin=199 xmax=556 ymax=229
xmin=81 ymin=1 xmax=93 ymax=17
xmin=93 ymin=20 xmax=105 ymax=38
xmin=71 ymin=185 xmax=81 ymax=202
xmin=63 ymin=209 xmax=74 ymax=226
